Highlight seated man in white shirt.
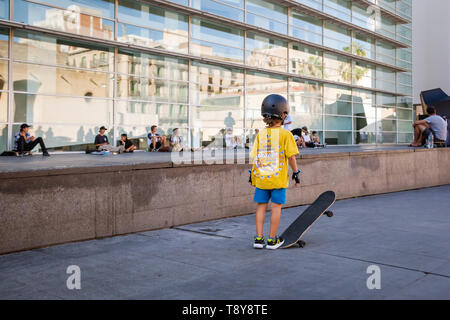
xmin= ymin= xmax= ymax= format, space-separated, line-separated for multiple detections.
xmin=302 ymin=126 xmax=315 ymax=148
xmin=225 ymin=128 xmax=240 ymax=149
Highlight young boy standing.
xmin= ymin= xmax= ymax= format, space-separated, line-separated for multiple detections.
xmin=249 ymin=94 xmax=301 ymax=250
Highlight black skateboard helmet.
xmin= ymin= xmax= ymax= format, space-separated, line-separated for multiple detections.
xmin=261 ymin=94 xmax=289 ymax=120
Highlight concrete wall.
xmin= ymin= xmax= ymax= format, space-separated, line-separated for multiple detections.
xmin=1 ymin=148 xmax=449 ymax=254
xmin=413 ymin=0 xmax=450 ymax=104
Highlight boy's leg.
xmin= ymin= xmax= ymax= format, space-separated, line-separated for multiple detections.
xmin=269 ymin=203 xmax=282 ymax=238
xmin=255 ymin=203 xmax=267 ymax=237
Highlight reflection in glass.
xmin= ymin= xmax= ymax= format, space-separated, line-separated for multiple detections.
xmin=325 ymin=116 xmax=352 ymax=131
xmin=0 ymin=90 xmax=7 ymax=122
xmin=191 ymin=62 xmax=244 ymax=130
xmin=354 ymin=131 xmax=376 ymax=144
xmin=324 ymin=53 xmax=351 ymax=84
xmin=246 ymin=0 xmax=287 ymax=34
xmin=377 ymin=132 xmax=396 ymax=144
xmin=0 ymin=124 xmax=7 ymax=152
xmin=117 ymin=49 xmax=188 ymax=81
xmin=289 ymin=11 xmax=322 ymax=45
xmin=192 ymin=0 xmax=244 ymax=21
xmin=116 ymin=101 xmax=188 ymax=128
xmin=117 ymin=76 xmax=188 ymax=104
xmin=24 ymin=0 xmax=115 ymax=19
xmin=14 ymin=0 xmax=114 ymax=40
xmin=191 ymin=18 xmax=244 ymax=63
xmin=324 ymin=22 xmax=351 ymax=52
xmin=13 ymin=30 xmax=114 ymax=72
xmin=118 ymin=23 xmax=188 ymax=54
xmin=12 ymin=93 xmax=113 ymax=125
xmin=246 ymin=72 xmax=287 ymax=129
xmin=290 ymin=79 xmax=322 ymax=114
xmin=324 ymin=131 xmax=352 ymax=145
xmin=13 ymin=62 xmax=113 ymax=97
xmin=290 ymin=44 xmax=322 ymax=78
xmin=246 ymin=33 xmax=287 ymax=72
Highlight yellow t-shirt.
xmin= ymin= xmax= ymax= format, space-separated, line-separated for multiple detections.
xmin=250 ymin=127 xmax=299 ymax=190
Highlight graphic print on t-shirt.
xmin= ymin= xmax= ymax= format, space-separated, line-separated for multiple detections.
xmin=254 ymin=128 xmax=280 ymax=179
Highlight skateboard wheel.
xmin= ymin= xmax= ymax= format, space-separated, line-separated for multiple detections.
xmin=325 ymin=211 xmax=334 ymax=218
xmin=297 ymin=240 xmax=306 ymax=248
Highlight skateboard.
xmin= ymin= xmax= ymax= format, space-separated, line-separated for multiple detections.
xmin=280 ymin=191 xmax=336 ymax=249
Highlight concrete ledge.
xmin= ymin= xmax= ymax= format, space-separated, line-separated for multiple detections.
xmin=1 ymin=148 xmax=449 ymax=254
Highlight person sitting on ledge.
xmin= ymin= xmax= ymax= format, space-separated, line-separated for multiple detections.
xmin=311 ymin=131 xmax=321 ymax=145
xmin=410 ymin=106 xmax=448 ymax=147
xmin=14 ymin=123 xmax=50 ymax=157
xmin=302 ymin=126 xmax=316 ymax=148
xmin=119 ymin=133 xmax=136 ymax=153
xmin=95 ymin=126 xmax=124 ymax=153
xmin=147 ymin=125 xmax=167 ymax=152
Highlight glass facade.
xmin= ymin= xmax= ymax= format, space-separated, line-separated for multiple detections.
xmin=0 ymin=0 xmax=412 ymax=152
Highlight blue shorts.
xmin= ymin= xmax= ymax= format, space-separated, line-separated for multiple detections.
xmin=253 ymin=188 xmax=287 ymax=205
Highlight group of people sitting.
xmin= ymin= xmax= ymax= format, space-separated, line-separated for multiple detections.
xmin=292 ymin=127 xmax=323 ymax=149
xmin=94 ymin=125 xmax=184 ymax=154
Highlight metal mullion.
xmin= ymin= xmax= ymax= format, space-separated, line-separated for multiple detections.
xmin=187 ymin=59 xmax=192 ymax=149
xmin=7 ymin=27 xmax=12 ymax=150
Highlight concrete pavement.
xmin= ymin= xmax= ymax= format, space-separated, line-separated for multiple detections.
xmin=0 ymin=185 xmax=449 ymax=299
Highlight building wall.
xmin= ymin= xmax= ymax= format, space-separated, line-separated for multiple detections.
xmin=0 ymin=0 xmax=413 ymax=152
xmin=412 ymin=0 xmax=450 ymax=104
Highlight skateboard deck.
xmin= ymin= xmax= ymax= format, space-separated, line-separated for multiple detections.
xmin=280 ymin=191 xmax=336 ymax=249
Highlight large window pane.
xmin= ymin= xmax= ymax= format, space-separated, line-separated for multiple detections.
xmin=246 ymin=72 xmax=287 ymax=129
xmin=325 ymin=115 xmax=352 ymax=130
xmin=353 ymin=61 xmax=376 ymax=88
xmin=118 ymin=1 xmax=188 ymax=53
xmin=117 ymin=49 xmax=188 ymax=81
xmin=0 ymin=28 xmax=8 ymax=59
xmin=191 ymin=18 xmax=244 ymax=63
xmin=118 ymin=0 xmax=188 ymax=31
xmin=12 ymin=93 xmax=113 ymax=124
xmin=24 ymin=0 xmax=115 ymax=19
xmin=324 ymin=22 xmax=351 ymax=52
xmin=324 ymin=131 xmax=352 ymax=145
xmin=354 ymin=131 xmax=376 ymax=144
xmin=14 ymin=0 xmax=114 ymax=40
xmin=324 ymin=53 xmax=351 ymax=84
xmin=191 ymin=62 xmax=244 ymax=129
xmin=192 ymin=0 xmax=244 ymax=21
xmin=118 ymin=23 xmax=188 ymax=54
xmin=13 ymin=31 xmax=114 ymax=72
xmin=13 ymin=62 xmax=113 ymax=98
xmin=324 ymin=0 xmax=351 ymax=22
xmin=353 ymin=34 xmax=375 ymax=60
xmin=290 ymin=78 xmax=323 ymax=114
xmin=290 ymin=44 xmax=322 ymax=78
xmin=117 ymin=76 xmax=188 ymax=104
xmin=289 ymin=11 xmax=322 ymax=45
xmin=246 ymin=0 xmax=287 ymax=34
xmin=0 ymin=124 xmax=7 ymax=153
xmin=0 ymin=89 xmax=7 ymax=122
xmin=246 ymin=33 xmax=287 ymax=72
xmin=116 ymin=101 xmax=188 ymax=128
xmin=0 ymin=0 xmax=8 ymax=20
